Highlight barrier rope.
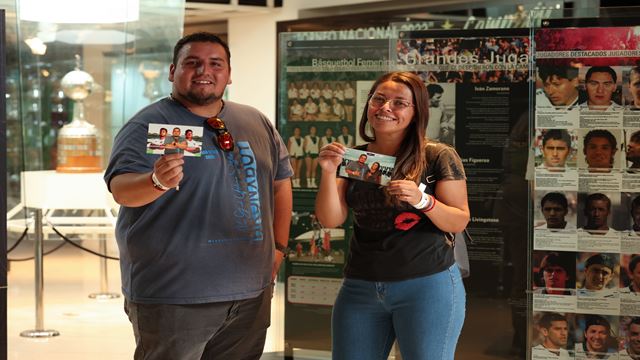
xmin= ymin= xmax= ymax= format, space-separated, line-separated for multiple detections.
xmin=6 ymin=224 xmax=120 ymax=262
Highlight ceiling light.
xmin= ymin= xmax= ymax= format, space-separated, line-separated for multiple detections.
xmin=19 ymin=0 xmax=139 ymax=24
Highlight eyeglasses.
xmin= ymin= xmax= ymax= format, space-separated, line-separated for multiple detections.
xmin=368 ymin=94 xmax=414 ymax=110
xmin=206 ymin=117 xmax=234 ymax=151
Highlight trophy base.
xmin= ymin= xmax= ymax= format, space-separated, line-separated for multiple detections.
xmin=56 ymin=156 xmax=102 ymax=173
xmin=57 ymin=129 xmax=102 ymax=173
xmin=56 ymin=167 xmax=103 ymax=173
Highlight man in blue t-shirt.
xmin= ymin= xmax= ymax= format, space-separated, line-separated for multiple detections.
xmin=345 ymin=153 xmax=369 ymax=180
xmin=105 ymin=32 xmax=293 ymax=360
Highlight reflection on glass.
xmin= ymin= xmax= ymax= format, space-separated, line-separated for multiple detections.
xmin=139 ymin=60 xmax=164 ymax=102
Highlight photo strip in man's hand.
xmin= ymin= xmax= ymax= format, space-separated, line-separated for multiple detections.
xmin=338 ymin=148 xmax=396 ymax=186
xmin=147 ymin=123 xmax=204 ymax=157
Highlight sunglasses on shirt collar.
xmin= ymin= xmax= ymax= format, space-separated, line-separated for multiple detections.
xmin=206 ymin=117 xmax=234 ymax=151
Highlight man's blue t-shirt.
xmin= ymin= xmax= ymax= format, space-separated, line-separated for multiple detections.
xmin=105 ymin=98 xmax=292 ymax=304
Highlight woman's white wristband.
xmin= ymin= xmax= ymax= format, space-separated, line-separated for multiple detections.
xmin=413 ymin=192 xmax=435 ymax=211
xmin=412 ymin=192 xmax=429 ymax=210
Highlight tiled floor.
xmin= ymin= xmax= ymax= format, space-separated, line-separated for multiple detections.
xmin=8 ymin=239 xmax=134 ymax=360
xmin=6 ymin=238 xmax=515 ymax=360
xmin=6 ymin=239 xmax=297 ymax=360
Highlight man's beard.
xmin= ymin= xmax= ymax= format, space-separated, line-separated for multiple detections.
xmin=183 ymin=90 xmax=220 ymax=106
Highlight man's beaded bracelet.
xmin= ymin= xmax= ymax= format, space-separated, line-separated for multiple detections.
xmin=151 ymin=172 xmax=170 ymax=191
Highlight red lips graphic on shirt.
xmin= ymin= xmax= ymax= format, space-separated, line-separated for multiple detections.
xmin=394 ymin=212 xmax=421 ymax=231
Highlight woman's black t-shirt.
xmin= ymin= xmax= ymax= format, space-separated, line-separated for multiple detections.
xmin=344 ymin=142 xmax=466 ymax=281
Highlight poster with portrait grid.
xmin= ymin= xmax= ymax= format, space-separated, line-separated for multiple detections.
xmin=532 ymin=20 xmax=640 ymax=359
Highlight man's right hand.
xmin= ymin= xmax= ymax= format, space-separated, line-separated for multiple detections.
xmin=154 ymin=153 xmax=184 ymax=189
xmin=110 ymin=153 xmax=184 ymax=207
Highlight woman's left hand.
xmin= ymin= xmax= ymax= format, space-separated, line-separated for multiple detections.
xmin=387 ymin=180 xmax=422 ymax=206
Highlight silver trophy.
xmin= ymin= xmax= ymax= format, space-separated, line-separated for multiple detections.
xmin=56 ymin=54 xmax=102 ymax=173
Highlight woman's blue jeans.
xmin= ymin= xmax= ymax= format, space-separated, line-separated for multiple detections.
xmin=332 ymin=264 xmax=466 ymax=360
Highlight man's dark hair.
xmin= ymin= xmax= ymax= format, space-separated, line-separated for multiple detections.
xmin=541 ymin=192 xmax=568 ymax=210
xmin=160 ymin=127 xmax=167 ymax=133
xmin=543 ymin=129 xmax=571 ymax=148
xmin=539 ymin=312 xmax=567 ymax=329
xmin=539 ymin=252 xmax=570 ymax=273
xmin=539 ymin=66 xmax=579 ymax=81
xmin=586 ymin=66 xmax=617 ymax=83
xmin=629 ymin=67 xmax=640 ymax=83
xmin=584 ymin=314 xmax=611 ymax=332
xmin=185 ymin=129 xmax=193 ymax=135
xmin=586 ymin=193 xmax=611 ymax=211
xmin=631 ymin=317 xmax=640 ymax=327
xmin=630 ymin=130 xmax=640 ymax=143
xmin=630 ymin=256 xmax=640 ymax=274
xmin=584 ymin=253 xmax=614 ymax=271
xmin=583 ymin=129 xmax=617 ymax=150
xmin=426 ymin=83 xmax=444 ymax=97
xmin=173 ymin=32 xmax=230 ymax=65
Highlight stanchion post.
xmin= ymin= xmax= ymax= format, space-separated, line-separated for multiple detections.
xmin=20 ymin=209 xmax=59 ymax=338
xmin=88 ymin=234 xmax=119 ymax=300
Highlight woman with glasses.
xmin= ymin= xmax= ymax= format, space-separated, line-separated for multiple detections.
xmin=315 ymin=72 xmax=469 ymax=360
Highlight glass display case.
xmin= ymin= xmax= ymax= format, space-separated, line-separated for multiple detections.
xmin=2 ymin=0 xmax=183 ymax=211
xmin=2 ymin=0 xmax=185 ymax=350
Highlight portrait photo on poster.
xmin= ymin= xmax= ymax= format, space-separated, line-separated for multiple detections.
xmin=338 ymin=148 xmax=396 ymax=186
xmin=147 ymin=123 xmax=204 ymax=157
xmin=534 ymin=128 xmax=578 ymax=170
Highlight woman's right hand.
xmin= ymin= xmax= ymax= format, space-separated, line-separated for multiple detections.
xmin=318 ymin=142 xmax=346 ymax=172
